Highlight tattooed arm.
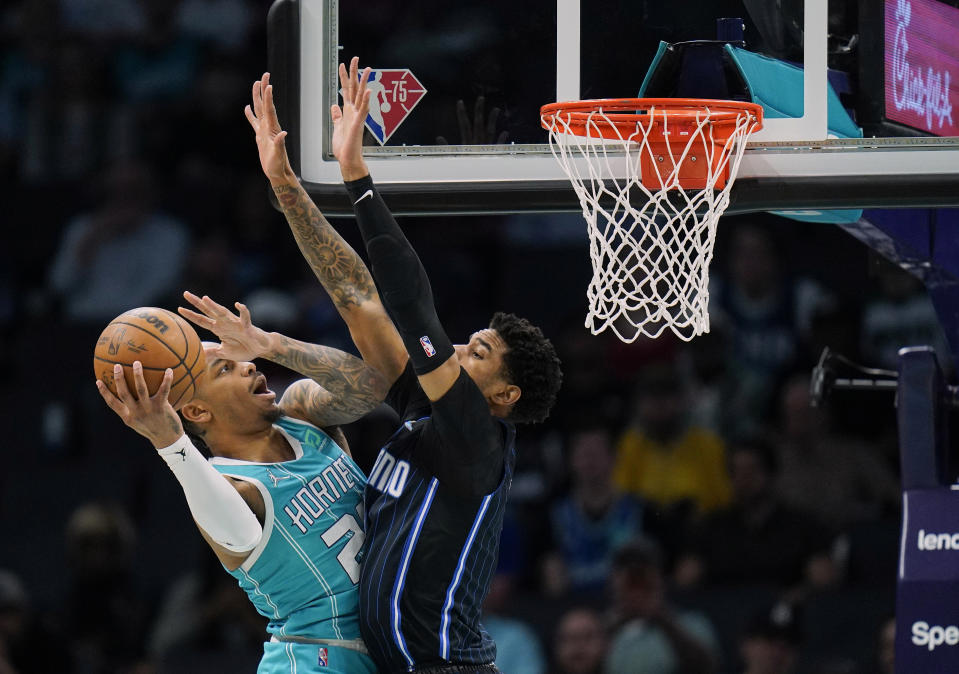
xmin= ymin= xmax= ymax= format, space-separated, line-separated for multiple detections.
xmin=271 ymin=335 xmax=389 ymax=427
xmin=245 ymin=72 xmax=408 ymax=384
xmin=178 ymin=292 xmax=389 ymax=428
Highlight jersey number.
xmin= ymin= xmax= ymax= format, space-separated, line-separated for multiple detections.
xmin=320 ymin=513 xmax=364 ymax=584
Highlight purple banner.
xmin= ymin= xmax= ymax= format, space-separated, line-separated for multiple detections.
xmin=897 ymin=489 xmax=959 ymax=672
xmin=896 ymin=581 xmax=959 ymax=673
xmin=885 ymin=0 xmax=959 ymax=135
xmin=899 ymin=489 xmax=959 ymax=582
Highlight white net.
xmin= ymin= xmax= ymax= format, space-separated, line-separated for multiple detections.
xmin=543 ymin=102 xmax=761 ymax=343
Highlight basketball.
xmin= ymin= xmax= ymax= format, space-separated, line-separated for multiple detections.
xmin=93 ymin=307 xmax=207 ymax=409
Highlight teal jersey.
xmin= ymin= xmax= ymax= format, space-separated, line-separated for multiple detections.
xmin=210 ymin=415 xmax=368 ymax=643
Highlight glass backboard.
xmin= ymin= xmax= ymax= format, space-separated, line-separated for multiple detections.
xmin=267 ymin=0 xmax=959 ymax=215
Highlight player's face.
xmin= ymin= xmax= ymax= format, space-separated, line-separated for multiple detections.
xmin=455 ymin=329 xmax=510 ymax=396
xmin=197 ymin=345 xmax=279 ymax=425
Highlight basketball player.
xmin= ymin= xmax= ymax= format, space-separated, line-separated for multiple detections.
xmin=245 ymin=59 xmax=562 ymax=673
xmin=95 ymin=292 xmax=386 ymax=674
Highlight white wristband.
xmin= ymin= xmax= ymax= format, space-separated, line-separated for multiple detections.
xmin=157 ymin=435 xmax=262 ymax=554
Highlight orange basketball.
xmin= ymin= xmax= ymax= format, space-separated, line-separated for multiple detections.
xmin=93 ymin=307 xmax=206 ymax=409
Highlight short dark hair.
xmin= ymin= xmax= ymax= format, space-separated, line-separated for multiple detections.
xmin=730 ymin=433 xmax=779 ymax=476
xmin=611 ymin=537 xmax=664 ymax=577
xmin=490 ymin=312 xmax=563 ymax=424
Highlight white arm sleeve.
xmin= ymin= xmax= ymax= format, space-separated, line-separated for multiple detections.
xmin=157 ymin=435 xmax=262 ymax=553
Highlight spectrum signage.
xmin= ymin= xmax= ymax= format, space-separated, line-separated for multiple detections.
xmin=885 ymin=0 xmax=958 ymax=135
xmin=896 ymin=489 xmax=959 ymax=672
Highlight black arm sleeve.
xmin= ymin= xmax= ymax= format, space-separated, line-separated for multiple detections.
xmin=418 ymin=367 xmax=507 ymax=495
xmin=344 ymin=175 xmax=455 ymax=375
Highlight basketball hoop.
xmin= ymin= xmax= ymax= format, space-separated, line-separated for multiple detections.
xmin=541 ymin=98 xmax=763 ymax=342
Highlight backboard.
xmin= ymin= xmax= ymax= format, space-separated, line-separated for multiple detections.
xmin=267 ymin=0 xmax=959 ymax=216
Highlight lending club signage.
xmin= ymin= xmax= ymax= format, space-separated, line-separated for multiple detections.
xmin=885 ymin=0 xmax=958 ymax=135
xmin=896 ymin=489 xmax=959 ymax=672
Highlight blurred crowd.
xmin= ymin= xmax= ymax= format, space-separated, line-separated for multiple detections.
xmin=1 ymin=1 xmax=955 ymax=673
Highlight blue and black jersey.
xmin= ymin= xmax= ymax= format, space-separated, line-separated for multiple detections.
xmin=358 ymin=363 xmax=516 ymax=673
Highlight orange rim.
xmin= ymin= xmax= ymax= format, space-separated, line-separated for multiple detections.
xmin=541 ymin=98 xmax=765 ymax=139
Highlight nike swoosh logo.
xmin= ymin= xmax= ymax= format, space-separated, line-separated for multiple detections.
xmin=354 ymin=189 xmax=373 ymax=205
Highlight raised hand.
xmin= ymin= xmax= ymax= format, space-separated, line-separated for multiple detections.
xmin=331 ymin=56 xmax=372 ymax=180
xmin=244 ymin=72 xmax=295 ymax=184
xmin=178 ymin=291 xmax=274 ymax=363
xmin=96 ymin=362 xmax=184 ymax=449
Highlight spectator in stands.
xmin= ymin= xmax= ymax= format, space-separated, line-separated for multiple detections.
xmin=46 ymin=157 xmax=190 ymax=322
xmin=542 ymin=426 xmax=651 ymax=598
xmin=876 ymin=616 xmax=895 ymax=674
xmin=147 ymin=552 xmax=266 ymax=673
xmin=709 ymin=221 xmax=835 ymax=438
xmin=61 ymin=501 xmax=151 ymax=673
xmin=174 ymin=0 xmax=256 ymax=54
xmin=861 ymin=253 xmax=953 ymax=376
xmin=613 ymin=361 xmax=731 ymax=556
xmin=481 ymin=568 xmax=547 ymax=674
xmin=774 ymin=371 xmax=901 ymax=530
xmin=605 ymin=537 xmax=720 ymax=674
xmin=550 ymin=606 xmax=609 ymax=674
xmin=737 ymin=600 xmax=803 ymax=674
xmin=673 ymin=434 xmax=840 ymax=598
xmin=0 ymin=569 xmax=72 ymax=674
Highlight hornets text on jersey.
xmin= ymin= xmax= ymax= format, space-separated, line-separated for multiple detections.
xmin=210 ymin=415 xmax=378 ymax=673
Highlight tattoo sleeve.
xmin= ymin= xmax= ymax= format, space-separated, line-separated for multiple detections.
xmin=273 ymin=182 xmax=378 ymax=312
xmin=272 ymin=335 xmax=387 ymax=424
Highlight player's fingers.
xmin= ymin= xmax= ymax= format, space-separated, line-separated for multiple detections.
xmin=95 ymin=379 xmax=125 ymax=414
xmin=265 ymin=84 xmax=281 ymax=129
xmin=244 ymin=104 xmax=258 ymax=131
xmin=112 ymin=363 xmax=134 ymax=403
xmin=331 ymin=104 xmax=342 ymax=122
xmin=177 ymin=306 xmax=214 ymax=330
xmin=357 ymin=88 xmax=371 ymax=119
xmin=273 ymin=130 xmax=288 ymax=148
xmin=182 ymin=290 xmax=209 ymax=313
xmin=132 ymin=361 xmax=150 ymax=402
xmin=235 ymin=302 xmax=252 ymax=326
xmin=155 ymin=368 xmax=174 ymax=402
xmin=357 ymin=66 xmax=371 ymax=106
xmin=199 ymin=294 xmax=231 ymax=317
xmin=338 ymin=62 xmax=350 ymax=99
xmin=252 ymin=79 xmax=263 ymax=117
xmin=350 ymin=56 xmax=359 ymax=86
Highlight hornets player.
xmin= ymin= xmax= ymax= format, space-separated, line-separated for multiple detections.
xmin=245 ymin=62 xmax=562 ymax=673
xmin=95 ymin=292 xmax=386 ymax=674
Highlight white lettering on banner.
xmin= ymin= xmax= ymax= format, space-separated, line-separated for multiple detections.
xmin=892 ymin=0 xmax=954 ymax=130
xmin=917 ymin=529 xmax=959 ymax=550
xmin=912 ymin=621 xmax=959 ymax=651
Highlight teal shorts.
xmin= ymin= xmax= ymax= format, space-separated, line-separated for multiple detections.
xmin=258 ymin=640 xmax=379 ymax=674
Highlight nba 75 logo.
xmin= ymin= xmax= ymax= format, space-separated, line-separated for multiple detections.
xmin=358 ymin=69 xmax=426 ymax=144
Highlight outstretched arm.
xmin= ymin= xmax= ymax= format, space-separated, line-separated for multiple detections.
xmin=333 ymin=57 xmax=463 ymax=402
xmin=95 ymin=363 xmax=262 ymax=569
xmin=245 ymin=72 xmax=409 ymax=385
xmin=178 ymin=292 xmax=389 ymax=427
